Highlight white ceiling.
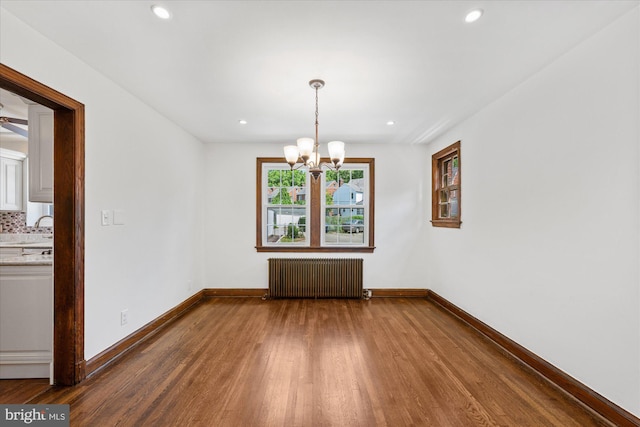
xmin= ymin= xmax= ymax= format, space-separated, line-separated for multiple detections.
xmin=1 ymin=1 xmax=637 ymax=146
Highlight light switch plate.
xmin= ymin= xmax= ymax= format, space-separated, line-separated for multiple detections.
xmin=101 ymin=210 xmax=111 ymax=226
xmin=113 ymin=209 xmax=125 ymax=225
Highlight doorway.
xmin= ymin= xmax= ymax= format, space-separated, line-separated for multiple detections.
xmin=0 ymin=64 xmax=85 ymax=385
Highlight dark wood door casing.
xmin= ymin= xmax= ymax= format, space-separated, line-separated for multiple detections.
xmin=0 ymin=63 xmax=86 ymax=385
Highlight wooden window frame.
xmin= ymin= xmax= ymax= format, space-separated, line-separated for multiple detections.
xmin=431 ymin=141 xmax=461 ymax=228
xmin=256 ymin=157 xmax=375 ymax=253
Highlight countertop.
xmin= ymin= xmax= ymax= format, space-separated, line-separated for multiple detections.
xmin=0 ymin=233 xmax=53 ymax=249
xmin=0 ymin=234 xmax=54 ymax=265
xmin=0 ymin=254 xmax=53 ymax=266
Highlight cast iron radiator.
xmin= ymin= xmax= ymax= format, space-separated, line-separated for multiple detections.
xmin=268 ymin=258 xmax=363 ymax=299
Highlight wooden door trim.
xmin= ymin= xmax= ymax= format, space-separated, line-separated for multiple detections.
xmin=0 ymin=64 xmax=86 ymax=385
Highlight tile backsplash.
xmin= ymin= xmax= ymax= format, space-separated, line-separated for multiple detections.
xmin=0 ymin=211 xmax=53 ymax=234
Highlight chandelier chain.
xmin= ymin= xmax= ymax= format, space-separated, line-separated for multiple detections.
xmin=315 ymin=85 xmax=319 ymax=125
xmin=315 ymin=84 xmax=319 ymax=153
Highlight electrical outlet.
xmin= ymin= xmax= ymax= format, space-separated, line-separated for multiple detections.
xmin=120 ymin=309 xmax=128 ymax=326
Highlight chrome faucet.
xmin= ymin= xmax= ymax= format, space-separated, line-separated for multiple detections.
xmin=34 ymin=215 xmax=53 ymax=228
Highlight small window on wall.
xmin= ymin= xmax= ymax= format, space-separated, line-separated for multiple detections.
xmin=431 ymin=141 xmax=461 ymax=228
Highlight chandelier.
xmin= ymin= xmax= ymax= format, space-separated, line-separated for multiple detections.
xmin=283 ymin=79 xmax=345 ymax=180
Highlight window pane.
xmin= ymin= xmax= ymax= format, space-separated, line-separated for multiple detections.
xmin=268 ymin=206 xmax=307 ymax=245
xmin=325 ymin=208 xmax=340 ymax=234
xmin=452 ymin=156 xmax=459 ymax=185
xmin=292 ymin=170 xmax=306 ymax=187
xmin=441 ymin=159 xmax=450 ymax=187
xmin=267 ymin=169 xmax=283 ymax=187
xmin=450 ymin=190 xmax=458 ymax=217
xmin=266 ymin=207 xmax=281 ymax=242
xmin=324 ymin=207 xmax=365 ymax=245
xmin=267 ymin=187 xmax=279 ymax=204
xmin=440 ymin=203 xmax=449 ymax=218
xmin=337 ymin=221 xmax=365 ymax=244
xmin=326 ymin=182 xmax=337 ymax=206
xmin=292 ymin=186 xmax=306 ymax=205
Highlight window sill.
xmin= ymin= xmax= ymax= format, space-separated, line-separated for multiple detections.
xmin=430 ymin=219 xmax=461 ymax=229
xmin=256 ymin=246 xmax=375 ymax=253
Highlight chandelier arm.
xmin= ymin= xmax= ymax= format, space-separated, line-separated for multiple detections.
xmin=289 ymin=162 xmax=307 ymax=171
xmin=319 ymin=161 xmax=341 ymax=171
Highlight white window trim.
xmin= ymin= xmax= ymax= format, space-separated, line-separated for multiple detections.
xmin=262 ymin=163 xmax=311 ymax=247
xmin=321 ymin=163 xmax=370 ymax=247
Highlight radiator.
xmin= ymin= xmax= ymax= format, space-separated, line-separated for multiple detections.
xmin=268 ymin=258 xmax=363 ymax=299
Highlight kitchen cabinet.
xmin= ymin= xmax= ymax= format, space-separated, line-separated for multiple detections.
xmin=28 ymin=104 xmax=54 ymax=203
xmin=0 ymin=148 xmax=26 ymax=211
xmin=0 ymin=264 xmax=53 ymax=380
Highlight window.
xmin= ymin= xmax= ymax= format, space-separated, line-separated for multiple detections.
xmin=264 ymin=168 xmax=310 ymax=246
xmin=323 ymin=167 xmax=369 ymax=246
xmin=257 ymin=157 xmax=375 ymax=252
xmin=431 ymin=141 xmax=461 ymax=228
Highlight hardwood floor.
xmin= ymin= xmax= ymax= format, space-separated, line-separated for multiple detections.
xmin=6 ymin=298 xmax=612 ymax=426
xmin=0 ymin=378 xmax=50 ymax=403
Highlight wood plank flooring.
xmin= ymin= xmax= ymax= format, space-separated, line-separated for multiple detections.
xmin=0 ymin=378 xmax=50 ymax=403
xmin=3 ymin=298 xmax=612 ymax=426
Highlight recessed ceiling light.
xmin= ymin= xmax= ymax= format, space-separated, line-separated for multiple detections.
xmin=465 ymin=8 xmax=483 ymax=23
xmin=151 ymin=5 xmax=171 ymax=20
xmin=238 ymin=119 xmax=248 ymax=125
xmin=386 ymin=121 xmax=396 ymax=126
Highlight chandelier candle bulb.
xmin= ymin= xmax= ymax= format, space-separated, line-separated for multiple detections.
xmin=327 ymin=140 xmax=345 ymax=165
xmin=284 ymin=145 xmax=300 ymax=167
xmin=296 ymin=137 xmax=314 ymax=163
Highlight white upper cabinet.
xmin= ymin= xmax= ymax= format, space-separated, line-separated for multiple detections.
xmin=0 ymin=148 xmax=26 ymax=211
xmin=28 ymin=104 xmax=54 ymax=203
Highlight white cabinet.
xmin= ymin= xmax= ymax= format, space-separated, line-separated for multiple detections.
xmin=28 ymin=104 xmax=54 ymax=203
xmin=0 ymin=148 xmax=26 ymax=211
xmin=0 ymin=264 xmax=53 ymax=380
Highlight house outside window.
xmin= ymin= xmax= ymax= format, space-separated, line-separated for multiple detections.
xmin=257 ymin=157 xmax=375 ymax=252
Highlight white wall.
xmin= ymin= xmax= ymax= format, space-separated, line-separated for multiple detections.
xmin=426 ymin=8 xmax=640 ymax=416
xmin=203 ymin=141 xmax=429 ymax=289
xmin=0 ymin=9 xmax=207 ymax=360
